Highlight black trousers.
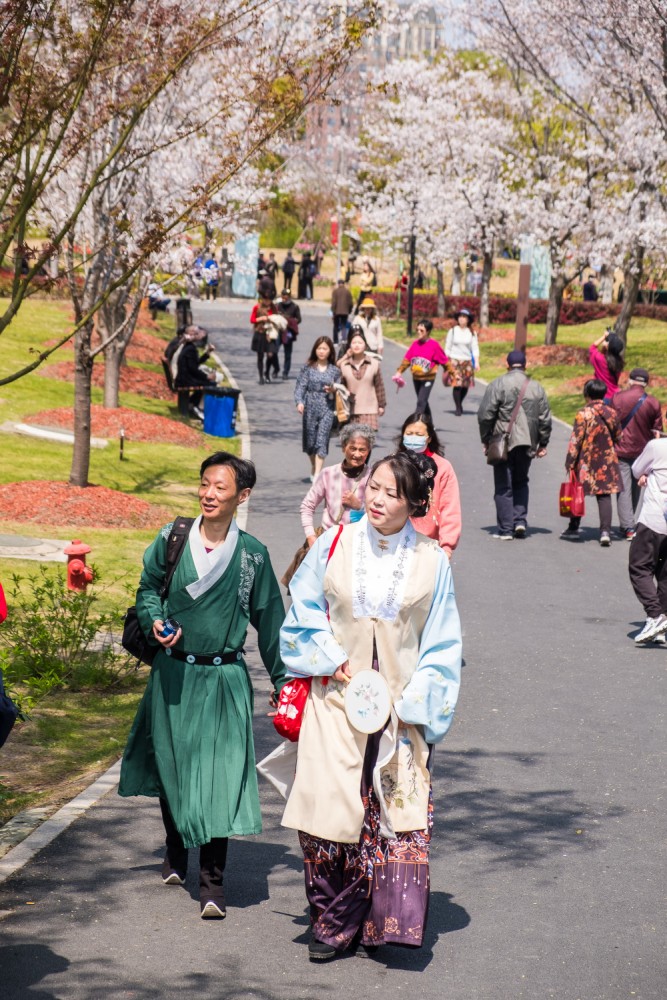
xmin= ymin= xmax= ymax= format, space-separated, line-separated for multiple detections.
xmin=628 ymin=524 xmax=667 ymax=618
xmin=160 ymin=798 xmax=228 ymax=901
xmin=568 ymin=494 xmax=612 ymax=534
xmin=332 ymin=315 xmax=348 ymax=344
xmin=412 ymin=378 xmax=434 ymax=418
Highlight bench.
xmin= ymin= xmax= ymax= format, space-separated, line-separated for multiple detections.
xmin=161 ymin=358 xmax=235 ymax=417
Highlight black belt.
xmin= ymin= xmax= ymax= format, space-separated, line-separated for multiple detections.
xmin=164 ymin=648 xmax=244 ymax=666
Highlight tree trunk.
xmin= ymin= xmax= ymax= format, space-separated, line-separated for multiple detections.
xmin=479 ymin=249 xmax=493 ymax=327
xmin=436 ymin=264 xmax=446 ymax=317
xmin=451 ymin=258 xmax=463 ymax=296
xmin=100 ymin=286 xmax=143 ymax=407
xmin=613 ymin=246 xmax=645 ymax=346
xmin=544 ymin=273 xmax=567 ymax=345
xmin=103 ymin=339 xmax=126 ymax=408
xmin=69 ymin=322 xmax=94 ymax=487
xmin=599 ymin=264 xmax=614 ymax=305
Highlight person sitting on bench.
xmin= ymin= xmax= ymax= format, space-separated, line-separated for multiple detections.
xmin=175 ymin=326 xmax=218 ymax=420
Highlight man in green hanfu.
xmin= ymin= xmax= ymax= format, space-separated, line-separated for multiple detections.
xmin=119 ymin=451 xmax=287 ymax=919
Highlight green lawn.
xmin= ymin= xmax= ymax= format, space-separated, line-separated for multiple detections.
xmin=0 ymin=299 xmax=237 ymax=828
xmin=384 ymin=315 xmax=667 ymax=425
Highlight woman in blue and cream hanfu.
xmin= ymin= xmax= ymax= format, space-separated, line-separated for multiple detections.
xmin=278 ymin=452 xmax=462 ymax=959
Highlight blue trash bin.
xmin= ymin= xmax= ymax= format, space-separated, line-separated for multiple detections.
xmin=204 ymin=390 xmax=240 ymax=437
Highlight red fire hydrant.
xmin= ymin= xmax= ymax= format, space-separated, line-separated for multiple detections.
xmin=64 ymin=540 xmax=94 ymax=592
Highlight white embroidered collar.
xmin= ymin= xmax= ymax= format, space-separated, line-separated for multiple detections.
xmin=352 ymin=516 xmax=416 ymax=621
xmin=186 ymin=515 xmax=239 ymax=600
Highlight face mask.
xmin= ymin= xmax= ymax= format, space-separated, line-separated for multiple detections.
xmin=403 ymin=434 xmax=428 ymax=453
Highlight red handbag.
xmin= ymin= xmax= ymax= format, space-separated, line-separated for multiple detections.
xmin=273 ymin=524 xmax=344 ymax=742
xmin=559 ymin=473 xmax=585 ymax=518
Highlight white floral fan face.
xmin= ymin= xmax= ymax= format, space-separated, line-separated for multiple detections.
xmin=344 ymin=670 xmax=392 ymax=734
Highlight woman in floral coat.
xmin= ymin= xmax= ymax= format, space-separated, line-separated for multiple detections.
xmin=563 ymin=379 xmax=621 ymax=546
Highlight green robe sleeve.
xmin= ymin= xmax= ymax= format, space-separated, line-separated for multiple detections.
xmin=248 ymin=545 xmax=288 ymax=696
xmin=135 ymin=528 xmax=170 ymax=641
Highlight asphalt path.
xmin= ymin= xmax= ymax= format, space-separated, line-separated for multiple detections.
xmin=1 ymin=299 xmax=665 ymax=999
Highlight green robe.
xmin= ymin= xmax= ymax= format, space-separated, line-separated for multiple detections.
xmin=119 ymin=522 xmax=287 ymax=848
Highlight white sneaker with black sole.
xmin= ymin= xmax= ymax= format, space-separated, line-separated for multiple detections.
xmin=635 ymin=614 xmax=667 ymax=643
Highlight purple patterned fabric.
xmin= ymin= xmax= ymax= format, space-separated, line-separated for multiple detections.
xmin=298 ymin=726 xmax=432 ymax=952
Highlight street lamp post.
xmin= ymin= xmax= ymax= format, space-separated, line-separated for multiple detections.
xmin=406 ymin=229 xmax=417 ymax=337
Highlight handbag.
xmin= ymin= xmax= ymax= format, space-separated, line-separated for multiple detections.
xmin=559 ymin=472 xmax=586 ymax=518
xmin=334 ymin=384 xmax=351 ymax=424
xmin=486 ymin=376 xmax=531 ymax=466
xmin=274 ymin=524 xmax=344 ymax=741
xmin=121 ymin=516 xmax=194 ymax=664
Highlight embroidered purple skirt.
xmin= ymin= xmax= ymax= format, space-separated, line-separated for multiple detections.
xmin=298 ymin=728 xmax=432 ymax=952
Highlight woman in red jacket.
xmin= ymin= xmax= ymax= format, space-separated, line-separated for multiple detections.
xmin=397 ymin=412 xmax=462 ymax=558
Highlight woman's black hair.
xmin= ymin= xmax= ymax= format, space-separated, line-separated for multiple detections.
xmin=348 ymin=330 xmax=369 ymax=351
xmin=396 ymin=411 xmax=444 ymax=456
xmin=308 ymin=336 xmax=336 ymax=366
xmin=605 ymin=333 xmax=625 ymax=376
xmin=416 ymin=318 xmax=433 ymax=334
xmin=369 ymin=451 xmax=436 ymax=518
xmin=583 ymin=379 xmax=607 ymax=401
xmin=200 ymin=452 xmax=257 ymax=492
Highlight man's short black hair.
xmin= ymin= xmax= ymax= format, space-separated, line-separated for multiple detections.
xmin=199 ymin=452 xmax=256 ymax=492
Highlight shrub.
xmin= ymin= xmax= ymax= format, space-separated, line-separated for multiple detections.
xmin=371 ymin=291 xmax=667 ymax=326
xmin=0 ymin=568 xmax=132 ymax=705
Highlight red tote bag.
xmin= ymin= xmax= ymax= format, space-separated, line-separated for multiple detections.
xmin=559 ymin=473 xmax=585 ymax=518
xmin=273 ymin=524 xmax=344 ymax=742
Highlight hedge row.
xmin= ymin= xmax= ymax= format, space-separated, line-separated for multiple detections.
xmin=372 ymin=291 xmax=667 ymax=326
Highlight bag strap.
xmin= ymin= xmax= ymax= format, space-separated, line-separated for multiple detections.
xmin=507 ymin=376 xmax=530 ymax=435
xmin=620 ymin=393 xmax=647 ymax=431
xmin=160 ymin=516 xmax=195 ymax=599
xmin=327 ymin=523 xmax=344 ymax=563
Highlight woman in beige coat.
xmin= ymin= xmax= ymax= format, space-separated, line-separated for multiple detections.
xmin=337 ymin=331 xmax=386 ymax=430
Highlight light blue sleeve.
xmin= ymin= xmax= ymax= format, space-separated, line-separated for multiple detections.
xmin=280 ymin=527 xmax=349 ymax=677
xmin=394 ymin=554 xmax=462 ymax=744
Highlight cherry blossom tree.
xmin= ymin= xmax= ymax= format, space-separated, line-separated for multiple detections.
xmin=463 ymin=0 xmax=667 ymax=343
xmin=1 ymin=0 xmax=385 ymax=485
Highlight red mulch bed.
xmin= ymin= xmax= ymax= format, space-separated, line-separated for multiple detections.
xmin=0 ymin=482 xmax=171 ymax=529
xmin=430 ymin=318 xmax=514 ymax=342
xmin=526 ymin=346 xmax=590 ymax=367
xmin=42 ymin=361 xmax=173 ymax=400
xmin=125 ymin=329 xmax=170 ymax=364
xmin=559 ymin=372 xmax=667 ymax=394
xmin=24 ymin=406 xmax=204 ymax=446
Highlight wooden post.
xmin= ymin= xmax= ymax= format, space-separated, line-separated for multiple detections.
xmin=406 ymin=231 xmax=417 ymax=337
xmin=515 ymin=263 xmax=531 ymax=351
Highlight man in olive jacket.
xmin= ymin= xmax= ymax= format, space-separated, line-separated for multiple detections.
xmin=477 ymin=350 xmax=552 ymax=539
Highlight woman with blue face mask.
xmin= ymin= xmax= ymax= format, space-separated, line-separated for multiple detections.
xmin=398 ymin=412 xmax=462 ymax=558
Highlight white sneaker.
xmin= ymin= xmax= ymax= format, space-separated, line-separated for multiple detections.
xmin=653 ymin=633 xmax=666 ymax=645
xmin=201 ymin=901 xmax=226 ymax=919
xmin=492 ymin=532 xmax=513 ymax=540
xmin=635 ymin=614 xmax=667 ymax=644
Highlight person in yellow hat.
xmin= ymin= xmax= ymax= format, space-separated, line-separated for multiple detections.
xmin=358 ymin=298 xmax=383 ymax=357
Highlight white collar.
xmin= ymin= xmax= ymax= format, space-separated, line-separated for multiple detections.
xmin=365 ymin=519 xmax=411 ymax=555
xmin=352 ymin=517 xmax=416 ymax=620
xmin=186 ymin=515 xmax=239 ymax=600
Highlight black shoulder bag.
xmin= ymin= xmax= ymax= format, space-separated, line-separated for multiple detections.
xmin=122 ymin=516 xmax=194 ymax=665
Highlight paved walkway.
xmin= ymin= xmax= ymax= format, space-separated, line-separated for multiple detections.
xmin=1 ymin=300 xmax=664 ymax=999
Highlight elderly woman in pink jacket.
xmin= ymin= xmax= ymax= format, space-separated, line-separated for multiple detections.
xmin=397 ymin=411 xmax=462 ymax=557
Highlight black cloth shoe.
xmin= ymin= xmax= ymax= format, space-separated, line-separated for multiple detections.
xmin=308 ymin=938 xmax=337 ymax=962
xmin=161 ymin=855 xmax=187 ymax=885
xmin=199 ymin=837 xmax=227 ymax=918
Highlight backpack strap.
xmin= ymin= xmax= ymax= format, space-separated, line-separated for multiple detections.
xmin=620 ymin=393 xmax=647 ymax=431
xmin=160 ymin=516 xmax=195 ymax=599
